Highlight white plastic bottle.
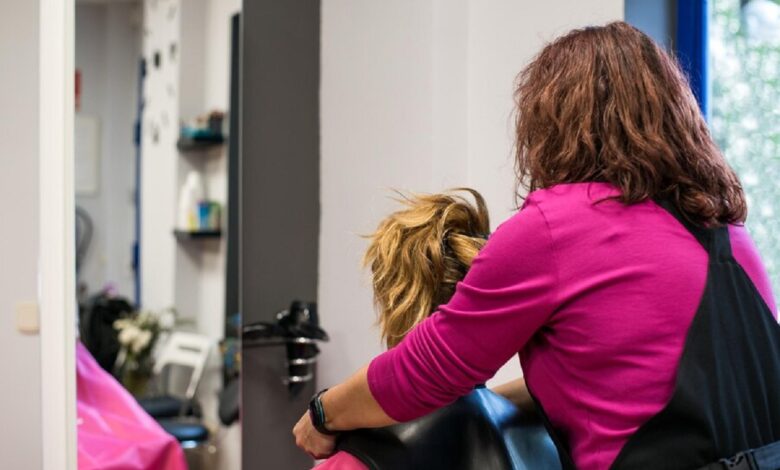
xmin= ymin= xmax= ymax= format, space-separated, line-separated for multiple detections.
xmin=177 ymin=171 xmax=205 ymax=230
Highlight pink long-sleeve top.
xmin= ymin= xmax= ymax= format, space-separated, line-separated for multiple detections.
xmin=364 ymin=182 xmax=777 ymax=470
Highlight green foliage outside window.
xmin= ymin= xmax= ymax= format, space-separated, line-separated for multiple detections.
xmin=710 ymin=0 xmax=780 ymax=294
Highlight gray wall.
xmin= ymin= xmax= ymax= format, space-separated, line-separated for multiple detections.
xmin=240 ymin=0 xmax=320 ymax=468
xmin=0 ymin=0 xmax=43 ymax=467
xmin=241 ymin=1 xmax=320 ymax=324
xmin=625 ymin=0 xmax=676 ymax=50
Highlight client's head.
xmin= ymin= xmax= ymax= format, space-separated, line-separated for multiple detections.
xmin=364 ymin=188 xmax=490 ymax=348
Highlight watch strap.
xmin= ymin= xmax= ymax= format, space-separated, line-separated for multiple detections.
xmin=309 ymin=388 xmax=338 ymax=435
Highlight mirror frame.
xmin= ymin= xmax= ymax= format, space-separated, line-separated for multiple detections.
xmin=40 ymin=0 xmax=77 ymax=467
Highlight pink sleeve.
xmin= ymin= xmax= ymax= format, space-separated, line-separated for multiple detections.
xmin=729 ymin=225 xmax=778 ymax=318
xmin=366 ymin=199 xmax=559 ymax=422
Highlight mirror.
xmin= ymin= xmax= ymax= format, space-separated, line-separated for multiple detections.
xmin=74 ymin=1 xmax=241 ymax=468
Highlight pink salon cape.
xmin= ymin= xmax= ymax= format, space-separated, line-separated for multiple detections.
xmin=77 ymin=341 xmax=187 ymax=470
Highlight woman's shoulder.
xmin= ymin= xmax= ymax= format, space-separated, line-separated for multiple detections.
xmin=498 ymin=182 xmax=621 ymax=233
xmin=486 ymin=184 xmax=602 ymax=245
xmin=523 ymin=182 xmax=620 ymax=209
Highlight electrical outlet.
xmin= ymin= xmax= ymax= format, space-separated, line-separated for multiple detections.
xmin=15 ymin=301 xmax=39 ymax=334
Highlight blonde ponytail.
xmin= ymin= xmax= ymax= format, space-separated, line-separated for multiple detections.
xmin=364 ymin=188 xmax=490 ymax=348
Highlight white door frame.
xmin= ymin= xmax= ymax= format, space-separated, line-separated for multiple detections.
xmin=39 ymin=0 xmax=77 ymax=468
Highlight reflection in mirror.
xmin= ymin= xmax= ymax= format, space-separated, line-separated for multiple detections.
xmin=74 ymin=1 xmax=241 ymax=469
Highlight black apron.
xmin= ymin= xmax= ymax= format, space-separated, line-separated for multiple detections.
xmin=534 ymin=201 xmax=780 ymax=470
xmin=337 ymin=386 xmax=561 ymax=470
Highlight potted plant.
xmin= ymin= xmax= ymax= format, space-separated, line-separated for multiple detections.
xmin=113 ymin=308 xmax=175 ymax=397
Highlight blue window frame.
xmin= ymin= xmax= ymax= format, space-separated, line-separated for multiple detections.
xmin=676 ymin=0 xmax=710 ymax=118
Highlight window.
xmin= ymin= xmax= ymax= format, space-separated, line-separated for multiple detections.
xmin=710 ymin=0 xmax=780 ymax=293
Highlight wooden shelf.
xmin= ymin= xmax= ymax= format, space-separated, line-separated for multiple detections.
xmin=173 ymin=229 xmax=222 ymax=240
xmin=177 ymin=136 xmax=225 ymax=152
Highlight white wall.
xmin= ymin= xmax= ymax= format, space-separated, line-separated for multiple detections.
xmin=320 ymin=0 xmax=452 ymax=386
xmin=141 ymin=0 xmax=180 ymax=312
xmin=75 ymin=3 xmax=141 ymax=300
xmin=319 ymin=0 xmax=624 ymax=388
xmin=203 ymin=0 xmax=241 ymax=112
xmin=142 ymin=1 xmax=239 ymax=467
xmin=0 ymin=0 xmax=43 ymax=467
xmin=142 ymin=0 xmax=235 ymax=334
xmin=466 ymin=0 xmax=626 ymax=224
xmin=193 ymin=3 xmax=240 ymax=469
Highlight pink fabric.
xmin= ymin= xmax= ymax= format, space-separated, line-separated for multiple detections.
xmin=730 ymin=224 xmax=778 ymax=314
xmin=316 ymin=451 xmax=368 ymax=469
xmin=367 ymin=182 xmax=777 ymax=470
xmin=77 ymin=342 xmax=187 ymax=470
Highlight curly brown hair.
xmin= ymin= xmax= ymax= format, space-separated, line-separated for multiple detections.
xmin=364 ymin=189 xmax=489 ymax=348
xmin=513 ymin=21 xmax=746 ymax=226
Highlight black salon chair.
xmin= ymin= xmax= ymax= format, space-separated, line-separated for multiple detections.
xmin=157 ymin=377 xmax=240 ymax=448
xmin=138 ymin=395 xmax=200 ymax=419
xmin=218 ymin=377 xmax=240 ymax=426
xmin=158 ymin=420 xmax=211 ymax=448
xmin=156 ymin=380 xmax=239 ymax=470
xmin=137 ymin=332 xmax=211 ymax=422
xmin=338 ymin=386 xmax=561 ymax=470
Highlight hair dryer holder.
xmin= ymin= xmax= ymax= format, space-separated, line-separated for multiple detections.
xmin=242 ymin=301 xmax=327 ymax=387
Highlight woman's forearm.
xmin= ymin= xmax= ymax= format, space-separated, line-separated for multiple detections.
xmin=492 ymin=377 xmax=536 ymax=413
xmin=321 ymin=371 xmax=534 ymax=431
xmin=321 ymin=365 xmax=398 ymax=431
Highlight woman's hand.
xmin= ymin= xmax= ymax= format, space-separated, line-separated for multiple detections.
xmin=292 ymin=411 xmax=338 ymax=460
xmin=291 ymin=367 xmax=396 ymax=459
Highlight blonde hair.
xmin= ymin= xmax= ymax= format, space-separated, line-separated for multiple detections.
xmin=364 ymin=188 xmax=490 ymax=348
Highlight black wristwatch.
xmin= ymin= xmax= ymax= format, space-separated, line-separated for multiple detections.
xmin=308 ymin=388 xmax=338 ymax=435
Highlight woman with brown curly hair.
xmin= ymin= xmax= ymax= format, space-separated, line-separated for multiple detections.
xmin=294 ymin=21 xmax=780 ymax=469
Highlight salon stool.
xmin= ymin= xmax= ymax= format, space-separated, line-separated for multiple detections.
xmin=138 ymin=395 xmax=200 ymax=419
xmin=159 ymin=419 xmax=215 ymax=470
xmin=158 ymin=419 xmax=210 ymax=446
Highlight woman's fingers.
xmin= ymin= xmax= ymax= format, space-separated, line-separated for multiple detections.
xmin=292 ymin=412 xmax=337 ymax=459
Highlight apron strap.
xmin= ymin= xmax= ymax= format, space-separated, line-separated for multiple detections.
xmin=654 ymin=199 xmax=732 ymax=261
xmin=528 ymin=388 xmax=577 ymax=470
xmin=610 ymin=201 xmax=780 ymax=469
